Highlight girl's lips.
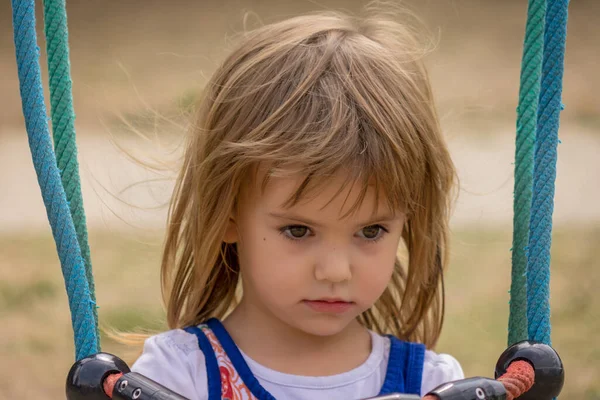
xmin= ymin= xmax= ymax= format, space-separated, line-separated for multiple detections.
xmin=303 ymin=299 xmax=354 ymax=314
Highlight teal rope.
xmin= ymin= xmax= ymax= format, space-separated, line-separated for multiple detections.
xmin=527 ymin=0 xmax=569 ymax=346
xmin=11 ymin=0 xmax=99 ymax=360
xmin=43 ymin=0 xmax=99 ymax=345
xmin=509 ymin=0 xmax=546 ymax=346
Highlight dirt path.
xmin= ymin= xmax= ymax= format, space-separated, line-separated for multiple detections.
xmin=1 ymin=125 xmax=599 ymax=233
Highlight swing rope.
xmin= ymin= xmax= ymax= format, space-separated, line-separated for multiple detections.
xmin=10 ymin=0 xmax=99 ymax=361
xmin=43 ymin=0 xmax=99 ymax=342
xmin=509 ymin=0 xmax=546 ymax=346
xmin=509 ymin=0 xmax=569 ymax=348
xmin=526 ymin=0 xmax=569 ymax=345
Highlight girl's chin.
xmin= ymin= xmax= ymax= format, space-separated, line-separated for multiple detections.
xmin=284 ymin=314 xmax=359 ymax=338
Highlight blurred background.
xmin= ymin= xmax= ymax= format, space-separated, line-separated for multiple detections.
xmin=1 ymin=0 xmax=598 ymax=398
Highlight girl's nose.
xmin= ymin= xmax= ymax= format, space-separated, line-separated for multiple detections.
xmin=314 ymin=246 xmax=352 ymax=283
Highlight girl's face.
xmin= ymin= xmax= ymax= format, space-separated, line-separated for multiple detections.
xmin=224 ymin=171 xmax=406 ymax=337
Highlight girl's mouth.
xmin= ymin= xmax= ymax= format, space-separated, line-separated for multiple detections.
xmin=302 ymin=299 xmax=354 ymax=314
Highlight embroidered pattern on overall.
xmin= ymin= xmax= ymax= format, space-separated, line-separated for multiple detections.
xmin=200 ymin=325 xmax=257 ymax=400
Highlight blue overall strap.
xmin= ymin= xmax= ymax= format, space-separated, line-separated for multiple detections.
xmin=184 ymin=326 xmax=222 ymax=400
xmin=379 ymin=336 xmax=425 ymax=395
xmin=206 ymin=319 xmax=277 ymax=400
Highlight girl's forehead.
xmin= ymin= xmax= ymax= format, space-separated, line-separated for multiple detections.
xmin=243 ymin=168 xmax=396 ymax=219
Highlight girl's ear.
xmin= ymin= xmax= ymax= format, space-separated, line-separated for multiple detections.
xmin=223 ymin=216 xmax=239 ymax=243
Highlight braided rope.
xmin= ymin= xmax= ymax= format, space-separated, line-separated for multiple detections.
xmin=10 ymin=0 xmax=99 ymax=361
xmin=527 ymin=0 xmax=570 ymax=345
xmin=497 ymin=361 xmax=536 ymax=400
xmin=43 ymin=0 xmax=99 ymax=344
xmin=509 ymin=0 xmax=546 ymax=346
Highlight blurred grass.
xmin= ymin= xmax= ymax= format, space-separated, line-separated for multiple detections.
xmin=0 ymin=226 xmax=598 ymax=398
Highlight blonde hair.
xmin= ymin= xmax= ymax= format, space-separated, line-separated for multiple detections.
xmin=161 ymin=6 xmax=456 ymax=349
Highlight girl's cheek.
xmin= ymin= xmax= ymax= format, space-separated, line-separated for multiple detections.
xmin=256 ymin=234 xmax=309 ymax=270
xmin=272 ymin=235 xmax=311 ymax=256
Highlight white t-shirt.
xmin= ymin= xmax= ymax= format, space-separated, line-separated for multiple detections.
xmin=132 ymin=328 xmax=464 ymax=399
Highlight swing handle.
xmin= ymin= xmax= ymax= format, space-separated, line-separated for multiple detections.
xmin=66 ymin=341 xmax=563 ymax=400
xmin=65 ymin=352 xmax=187 ymax=400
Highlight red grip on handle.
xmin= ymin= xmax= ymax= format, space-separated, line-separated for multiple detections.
xmin=421 ymin=360 xmax=534 ymax=400
xmin=103 ymin=372 xmax=124 ymax=398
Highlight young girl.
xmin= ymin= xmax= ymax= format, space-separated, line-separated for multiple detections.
xmin=131 ymin=7 xmax=463 ymax=400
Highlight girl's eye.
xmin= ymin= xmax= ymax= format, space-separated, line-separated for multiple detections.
xmin=280 ymin=225 xmax=311 ymax=240
xmin=358 ymin=225 xmax=388 ymax=242
xmin=279 ymin=224 xmax=388 ymax=242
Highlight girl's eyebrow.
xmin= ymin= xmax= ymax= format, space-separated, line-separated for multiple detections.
xmin=267 ymin=211 xmax=400 ymax=228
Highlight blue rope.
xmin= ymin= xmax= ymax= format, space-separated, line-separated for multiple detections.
xmin=11 ymin=0 xmax=99 ymax=361
xmin=527 ymin=0 xmax=570 ymax=345
xmin=43 ymin=0 xmax=100 ymax=345
xmin=509 ymin=0 xmax=546 ymax=346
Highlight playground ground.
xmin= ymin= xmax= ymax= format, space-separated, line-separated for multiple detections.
xmin=0 ymin=0 xmax=598 ymax=398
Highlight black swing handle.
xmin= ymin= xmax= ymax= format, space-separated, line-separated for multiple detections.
xmin=66 ymin=341 xmax=563 ymax=400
